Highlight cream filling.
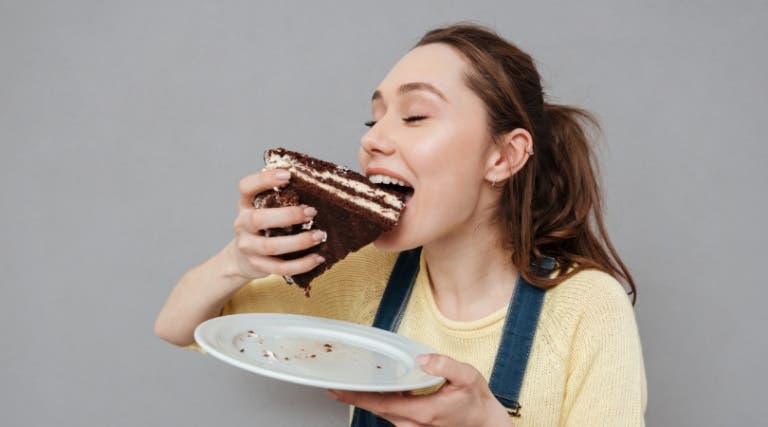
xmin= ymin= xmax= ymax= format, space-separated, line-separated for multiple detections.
xmin=265 ymin=153 xmax=404 ymax=221
xmin=267 ymin=153 xmax=404 ymax=208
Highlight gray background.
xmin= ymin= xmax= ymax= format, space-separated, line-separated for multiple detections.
xmin=2 ymin=1 xmax=766 ymax=426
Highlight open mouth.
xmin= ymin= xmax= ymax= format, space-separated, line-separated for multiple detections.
xmin=368 ymin=174 xmax=414 ymax=205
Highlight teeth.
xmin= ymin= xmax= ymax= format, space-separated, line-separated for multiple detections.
xmin=368 ymin=174 xmax=410 ymax=187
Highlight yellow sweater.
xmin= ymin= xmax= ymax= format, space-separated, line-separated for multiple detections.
xmin=220 ymin=245 xmax=647 ymax=426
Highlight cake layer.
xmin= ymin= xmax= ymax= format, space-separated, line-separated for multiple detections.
xmin=264 ymin=149 xmax=405 ymax=223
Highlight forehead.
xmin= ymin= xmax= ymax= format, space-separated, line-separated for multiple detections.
xmin=376 ymin=43 xmax=470 ymax=99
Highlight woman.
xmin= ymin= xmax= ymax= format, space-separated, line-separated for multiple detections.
xmin=156 ymin=23 xmax=646 ymax=426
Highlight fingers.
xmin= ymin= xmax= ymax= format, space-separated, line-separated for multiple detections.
xmin=416 ymin=354 xmax=478 ymax=387
xmin=244 ymin=251 xmax=326 ymax=278
xmin=230 ymin=169 xmax=331 ymax=279
xmin=238 ymin=169 xmax=291 ymax=208
xmin=236 ymin=229 xmax=327 ymax=257
xmin=235 ymin=205 xmax=317 ymax=234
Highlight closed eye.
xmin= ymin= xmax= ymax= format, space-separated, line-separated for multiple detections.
xmin=364 ymin=116 xmax=427 ymax=128
xmin=403 ymin=115 xmax=427 ymax=123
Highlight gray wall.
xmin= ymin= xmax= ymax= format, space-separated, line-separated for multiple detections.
xmin=2 ymin=1 xmax=766 ymax=426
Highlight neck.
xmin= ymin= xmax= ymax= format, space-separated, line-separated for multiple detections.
xmin=422 ymin=221 xmax=518 ymax=322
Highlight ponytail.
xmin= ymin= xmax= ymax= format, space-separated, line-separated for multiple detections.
xmin=509 ymin=103 xmax=636 ymax=302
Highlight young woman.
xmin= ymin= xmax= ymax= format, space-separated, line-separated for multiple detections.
xmin=156 ymin=23 xmax=646 ymax=426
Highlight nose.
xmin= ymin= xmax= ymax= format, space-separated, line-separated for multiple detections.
xmin=360 ymin=125 xmax=395 ymax=156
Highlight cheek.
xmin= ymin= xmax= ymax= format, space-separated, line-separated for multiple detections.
xmin=415 ymin=155 xmax=483 ymax=217
xmin=409 ymin=127 xmax=489 ymax=218
xmin=408 ymin=127 xmax=460 ymax=170
xmin=410 ymin=125 xmax=486 ymax=185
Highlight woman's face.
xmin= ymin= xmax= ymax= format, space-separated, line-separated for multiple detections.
xmin=360 ymin=43 xmax=498 ymax=251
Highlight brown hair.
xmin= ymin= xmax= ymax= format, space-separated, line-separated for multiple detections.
xmin=415 ymin=23 xmax=636 ymax=302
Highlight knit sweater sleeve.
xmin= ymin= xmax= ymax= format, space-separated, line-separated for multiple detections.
xmin=559 ymin=270 xmax=647 ymax=426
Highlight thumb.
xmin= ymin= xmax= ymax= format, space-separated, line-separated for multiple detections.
xmin=416 ymin=353 xmax=477 ymax=387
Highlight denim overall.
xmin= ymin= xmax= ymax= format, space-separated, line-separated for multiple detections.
xmin=350 ymin=248 xmax=554 ymax=427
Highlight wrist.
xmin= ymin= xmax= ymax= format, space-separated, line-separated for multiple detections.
xmin=211 ymin=240 xmax=264 ymax=288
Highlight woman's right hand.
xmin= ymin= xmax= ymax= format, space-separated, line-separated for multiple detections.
xmin=155 ymin=170 xmax=325 ymax=345
xmin=154 ymin=168 xmax=326 ymax=346
xmin=229 ymin=168 xmax=327 ymax=281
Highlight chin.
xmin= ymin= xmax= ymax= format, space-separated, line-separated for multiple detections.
xmin=374 ymin=227 xmax=422 ymax=253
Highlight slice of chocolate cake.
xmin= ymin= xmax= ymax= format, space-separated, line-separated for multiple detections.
xmin=254 ymin=148 xmax=407 ymax=295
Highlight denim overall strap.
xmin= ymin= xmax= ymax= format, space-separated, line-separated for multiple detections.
xmin=350 ymin=248 xmax=421 ymax=427
xmin=488 ymin=257 xmax=555 ymax=417
xmin=371 ymin=247 xmax=422 ymax=331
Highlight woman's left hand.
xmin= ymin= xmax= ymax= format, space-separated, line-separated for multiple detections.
xmin=325 ymin=354 xmax=514 ymax=427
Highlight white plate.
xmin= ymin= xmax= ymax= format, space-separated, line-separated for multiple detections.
xmin=194 ymin=313 xmax=445 ymax=392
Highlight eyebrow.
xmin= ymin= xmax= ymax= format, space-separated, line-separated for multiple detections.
xmin=371 ymin=82 xmax=449 ymax=103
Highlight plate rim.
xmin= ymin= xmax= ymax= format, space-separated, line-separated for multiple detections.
xmin=193 ymin=312 xmax=445 ymax=392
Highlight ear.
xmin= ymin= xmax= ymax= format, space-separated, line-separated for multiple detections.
xmin=484 ymin=128 xmax=534 ymax=184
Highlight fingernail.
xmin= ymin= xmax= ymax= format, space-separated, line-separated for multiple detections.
xmin=275 ymin=169 xmax=291 ymax=180
xmin=312 ymin=230 xmax=327 ymax=242
xmin=304 ymin=206 xmax=317 ymax=217
xmin=416 ymin=354 xmax=430 ymax=366
xmin=324 ymin=390 xmax=338 ymax=399
xmin=315 ymin=255 xmax=326 ymax=264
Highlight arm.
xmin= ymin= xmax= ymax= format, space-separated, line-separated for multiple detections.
xmin=154 ymin=169 xmax=327 ymax=346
